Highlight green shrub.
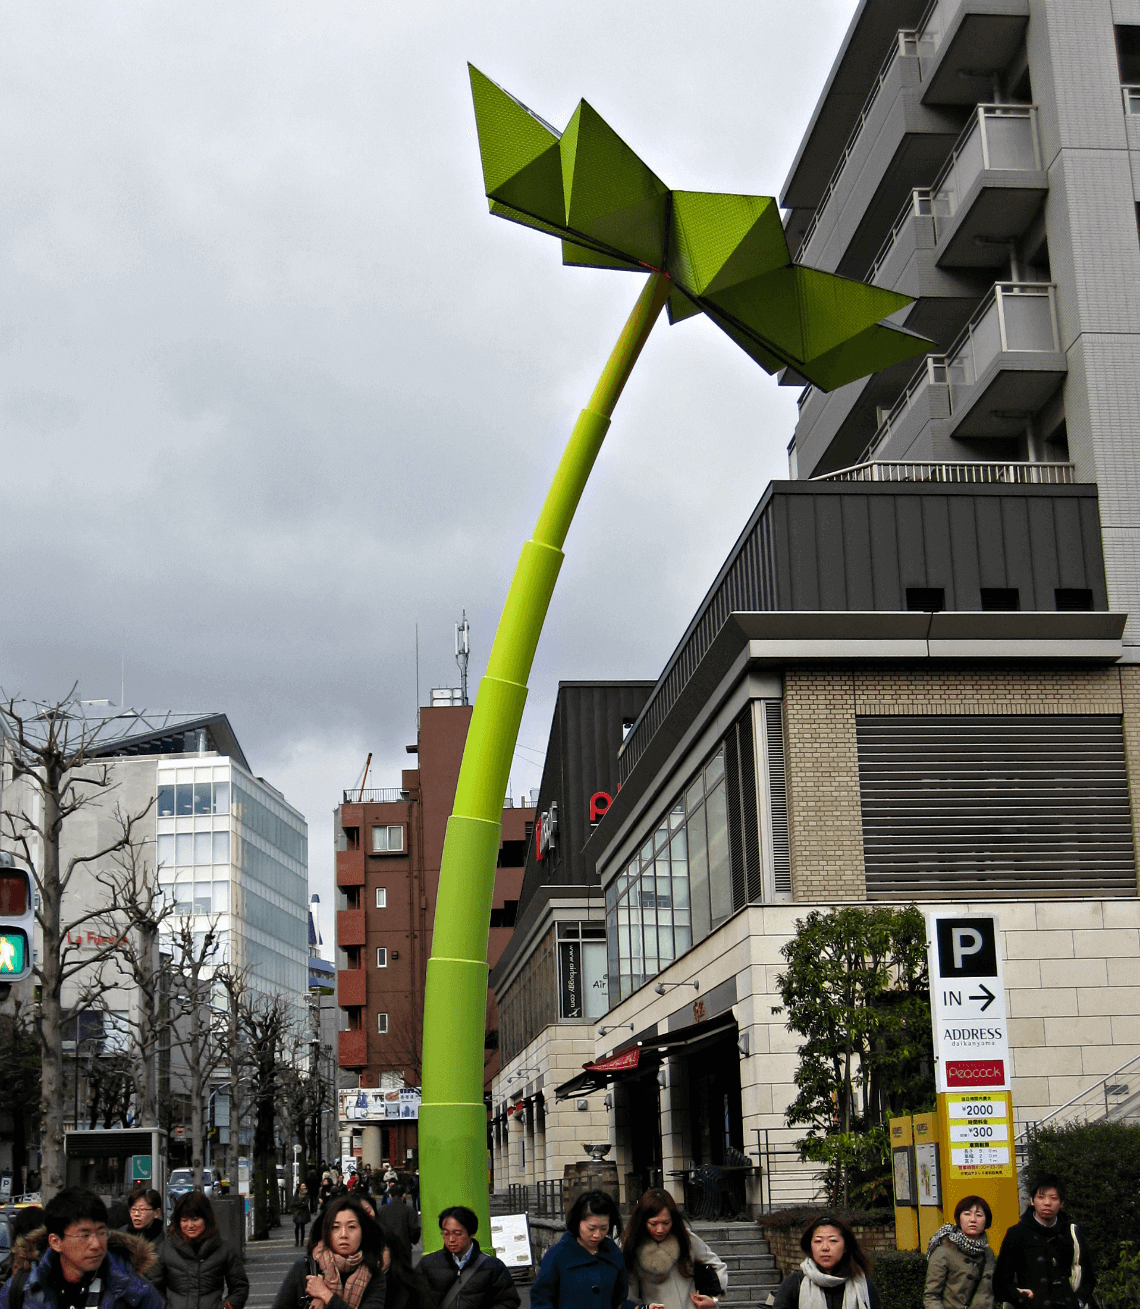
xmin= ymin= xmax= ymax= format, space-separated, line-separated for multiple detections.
xmin=757 ymin=1205 xmax=895 ymax=1231
xmin=1096 ymin=1241 xmax=1140 ymax=1309
xmin=1025 ymin=1121 xmax=1140 ymax=1277
xmin=874 ymin=1251 xmax=927 ymax=1309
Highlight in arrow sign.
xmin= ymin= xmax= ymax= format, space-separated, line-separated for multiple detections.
xmin=969 ymin=983 xmax=996 ymax=1011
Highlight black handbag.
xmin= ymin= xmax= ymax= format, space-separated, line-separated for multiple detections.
xmin=693 ymin=1262 xmax=723 ymax=1298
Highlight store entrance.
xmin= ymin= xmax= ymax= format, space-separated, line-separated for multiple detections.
xmin=626 ymin=1070 xmax=663 ymax=1196
xmin=686 ymin=1032 xmax=743 ymax=1166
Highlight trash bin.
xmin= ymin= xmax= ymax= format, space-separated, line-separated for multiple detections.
xmin=213 ymin=1196 xmax=246 ymax=1254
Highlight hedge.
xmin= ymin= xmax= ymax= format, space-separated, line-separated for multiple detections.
xmin=757 ymin=1206 xmax=896 ymax=1231
xmin=1025 ymin=1120 xmax=1140 ymax=1277
xmin=874 ymin=1252 xmax=927 ymax=1309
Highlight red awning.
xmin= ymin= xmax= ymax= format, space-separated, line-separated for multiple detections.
xmin=585 ymin=1047 xmax=640 ymax=1074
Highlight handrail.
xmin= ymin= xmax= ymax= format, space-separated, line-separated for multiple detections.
xmin=796 ymin=31 xmax=920 ymax=264
xmin=816 ymin=460 xmax=1075 ymax=484
xmin=1015 ymin=1050 xmax=1140 ymax=1140
xmin=868 ymin=189 xmax=932 ymax=284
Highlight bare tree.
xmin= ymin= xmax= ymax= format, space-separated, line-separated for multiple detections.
xmin=239 ymin=990 xmax=290 ymax=1240
xmin=0 ymin=692 xmax=156 ymax=1197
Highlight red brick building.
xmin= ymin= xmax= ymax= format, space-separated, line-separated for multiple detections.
xmin=335 ymin=702 xmax=533 ymax=1167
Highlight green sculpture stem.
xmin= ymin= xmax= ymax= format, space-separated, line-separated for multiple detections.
xmin=418 ymin=270 xmax=671 ymax=1249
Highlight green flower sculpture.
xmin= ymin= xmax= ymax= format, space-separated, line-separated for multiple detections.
xmin=469 ymin=65 xmax=929 ymax=389
xmin=416 ymin=68 xmax=931 ymax=1252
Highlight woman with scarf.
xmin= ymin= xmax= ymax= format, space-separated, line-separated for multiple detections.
xmin=622 ymin=1189 xmax=728 ymax=1309
xmin=156 ymin=1192 xmax=249 ymax=1309
xmin=924 ymin=1197 xmax=995 ymax=1309
xmin=773 ymin=1216 xmax=881 ymax=1309
xmin=273 ymin=1196 xmax=386 ymax=1309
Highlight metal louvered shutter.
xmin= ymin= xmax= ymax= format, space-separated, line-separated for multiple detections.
xmin=724 ymin=707 xmax=762 ymax=911
xmin=765 ymin=701 xmax=792 ymax=896
xmin=857 ymin=715 xmax=1137 ymax=899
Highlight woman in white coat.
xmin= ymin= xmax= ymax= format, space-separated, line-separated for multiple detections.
xmin=622 ymin=1190 xmax=728 ymax=1309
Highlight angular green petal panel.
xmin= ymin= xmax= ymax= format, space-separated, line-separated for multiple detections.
xmin=467 ymin=66 xmax=933 ymax=392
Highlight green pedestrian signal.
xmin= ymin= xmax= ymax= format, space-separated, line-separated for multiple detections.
xmin=0 ymin=856 xmax=34 ymax=984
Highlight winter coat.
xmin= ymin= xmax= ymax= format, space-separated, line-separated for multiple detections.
xmin=528 ymin=1233 xmax=627 ymax=1309
xmin=994 ymin=1210 xmax=1095 ymax=1309
xmin=924 ymin=1236 xmax=994 ymax=1309
xmin=772 ymin=1269 xmax=882 ymax=1309
xmin=383 ymin=1263 xmax=438 ymax=1309
xmin=626 ymin=1230 xmax=729 ymax=1309
xmin=291 ymin=1197 xmax=311 ymax=1225
xmin=115 ymin=1222 xmax=164 ymax=1283
xmin=155 ymin=1232 xmax=249 ymax=1309
xmin=0 ymin=1228 xmax=164 ymax=1309
xmin=272 ymin=1259 xmax=386 ymax=1309
xmin=375 ymin=1205 xmax=421 ymax=1267
xmin=420 ymin=1241 xmax=520 ymax=1309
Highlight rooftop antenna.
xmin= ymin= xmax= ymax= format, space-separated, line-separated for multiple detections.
xmin=455 ymin=610 xmax=470 ymax=706
xmin=415 ymin=624 xmax=421 ymax=729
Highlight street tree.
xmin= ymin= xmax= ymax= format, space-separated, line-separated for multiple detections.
xmin=240 ymin=989 xmax=290 ymax=1239
xmin=0 ymin=692 xmax=156 ymax=1197
xmin=774 ymin=904 xmax=934 ymax=1206
xmin=0 ymin=1002 xmax=42 ymax=1194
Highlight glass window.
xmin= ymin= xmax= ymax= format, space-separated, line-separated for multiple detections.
xmin=213 ymin=781 xmax=230 ymax=814
xmin=377 ymin=1013 xmax=388 ymax=1034
xmin=174 ymin=878 xmax=192 ymax=915
xmin=688 ymin=805 xmax=711 ymax=941
xmin=212 ymin=831 xmax=230 ymax=864
xmin=175 ymin=784 xmax=194 ymax=817
xmin=213 ymin=882 xmax=230 ymax=913
xmin=376 ymin=948 xmax=387 ymax=968
xmin=372 ymin=825 xmax=404 ymax=853
xmin=194 ymin=832 xmax=212 ymax=865
xmin=194 ymin=883 xmax=211 ymax=914
xmin=706 ymin=781 xmax=732 ymax=928
xmin=669 ymin=801 xmax=685 ymax=831
xmin=175 ymin=833 xmax=193 ymax=866
xmin=157 ymin=786 xmax=175 ymax=819
xmin=157 ymin=834 xmax=174 ymax=868
xmin=685 ymin=776 xmax=703 ymax=813
xmin=193 ymin=783 xmax=212 ymax=816
xmin=375 ymin=888 xmax=387 ymax=908
xmin=706 ymin=750 xmax=725 ymax=788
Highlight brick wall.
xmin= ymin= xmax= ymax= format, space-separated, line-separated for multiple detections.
xmin=852 ymin=666 xmax=1123 ymax=716
xmin=760 ymin=1220 xmax=897 ymax=1277
xmin=783 ymin=669 xmax=866 ymax=901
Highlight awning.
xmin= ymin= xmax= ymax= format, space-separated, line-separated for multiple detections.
xmin=553 ymin=1014 xmax=737 ymax=1100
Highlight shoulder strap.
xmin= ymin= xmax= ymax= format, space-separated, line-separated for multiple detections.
xmin=9 ymin=1268 xmax=28 ymax=1309
xmin=439 ymin=1256 xmax=486 ymax=1309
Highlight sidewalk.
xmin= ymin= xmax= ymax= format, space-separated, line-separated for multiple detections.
xmin=244 ymin=1223 xmax=302 ymax=1309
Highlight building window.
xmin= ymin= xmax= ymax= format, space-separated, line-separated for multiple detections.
xmin=556 ymin=921 xmax=608 ymax=1019
xmin=980 ymin=587 xmax=1020 ymax=611
xmin=1116 ymin=26 xmax=1140 ymax=83
xmin=372 ymin=825 xmax=404 ymax=854
xmin=1055 ymin=587 xmax=1093 ymax=611
xmin=906 ymin=587 xmax=945 ymax=612
xmin=375 ymin=887 xmax=387 ymax=909
xmin=376 ymin=948 xmax=388 ymax=968
xmin=377 ymin=1012 xmax=388 ymax=1034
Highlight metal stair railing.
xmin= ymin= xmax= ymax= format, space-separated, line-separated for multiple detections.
xmin=1014 ymin=1050 xmax=1140 ymax=1167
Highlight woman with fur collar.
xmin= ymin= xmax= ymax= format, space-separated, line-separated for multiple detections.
xmin=621 ymin=1190 xmax=727 ymax=1309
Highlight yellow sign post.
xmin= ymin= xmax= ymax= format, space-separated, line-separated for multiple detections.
xmin=890 ymin=1116 xmax=918 ymax=1251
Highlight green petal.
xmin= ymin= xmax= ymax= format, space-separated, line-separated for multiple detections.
xmin=669 ymin=192 xmax=786 ymax=295
xmin=469 ymin=65 xmax=564 ymax=225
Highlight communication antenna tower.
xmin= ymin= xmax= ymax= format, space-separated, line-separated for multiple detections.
xmin=455 ymin=611 xmax=470 ymax=706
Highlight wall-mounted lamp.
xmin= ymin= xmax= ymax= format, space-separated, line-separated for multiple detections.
xmin=737 ymin=1031 xmax=750 ymax=1059
xmin=654 ymin=979 xmax=699 ymax=996
xmin=511 ymin=1066 xmax=542 ymax=1083
xmin=657 ymin=1069 xmax=668 ymax=1089
xmin=598 ymin=1023 xmax=635 ymax=1037
xmin=603 ymin=1093 xmax=613 ymax=1110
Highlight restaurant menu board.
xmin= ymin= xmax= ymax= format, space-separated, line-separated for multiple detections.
xmin=946 ymin=1092 xmax=1014 ymax=1178
xmin=489 ymin=1214 xmax=532 ymax=1267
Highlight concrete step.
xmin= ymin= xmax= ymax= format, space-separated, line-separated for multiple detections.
xmin=720 ymin=1254 xmax=777 ymax=1272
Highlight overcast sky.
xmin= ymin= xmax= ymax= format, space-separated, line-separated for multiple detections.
xmin=0 ymin=1 xmax=858 ymax=920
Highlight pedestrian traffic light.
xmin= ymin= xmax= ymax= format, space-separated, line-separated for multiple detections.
xmin=0 ymin=855 xmax=34 ymax=983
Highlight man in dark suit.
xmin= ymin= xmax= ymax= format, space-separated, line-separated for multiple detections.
xmin=376 ymin=1186 xmax=422 ymax=1263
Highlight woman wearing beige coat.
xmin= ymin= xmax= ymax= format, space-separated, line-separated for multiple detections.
xmin=622 ymin=1190 xmax=728 ymax=1309
xmin=924 ymin=1196 xmax=996 ymax=1309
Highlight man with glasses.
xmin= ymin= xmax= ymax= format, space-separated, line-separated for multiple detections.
xmin=0 ymin=1188 xmax=164 ymax=1309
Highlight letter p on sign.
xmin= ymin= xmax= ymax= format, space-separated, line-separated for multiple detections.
xmin=936 ymin=917 xmax=998 ymax=978
xmin=952 ymin=927 xmax=984 ymax=970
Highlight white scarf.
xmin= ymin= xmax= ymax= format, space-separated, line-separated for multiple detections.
xmin=797 ymin=1259 xmax=871 ymax=1309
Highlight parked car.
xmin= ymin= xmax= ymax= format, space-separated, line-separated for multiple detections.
xmin=166 ymin=1167 xmax=218 ymax=1212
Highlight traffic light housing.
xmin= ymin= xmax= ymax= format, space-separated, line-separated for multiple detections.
xmin=0 ymin=855 xmax=34 ymax=983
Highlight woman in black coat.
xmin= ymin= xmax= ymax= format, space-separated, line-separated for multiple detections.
xmin=156 ymin=1193 xmax=249 ymax=1309
xmin=273 ymin=1196 xmax=386 ymax=1309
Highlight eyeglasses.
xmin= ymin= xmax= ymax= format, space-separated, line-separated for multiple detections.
xmin=65 ymin=1227 xmax=108 ymax=1245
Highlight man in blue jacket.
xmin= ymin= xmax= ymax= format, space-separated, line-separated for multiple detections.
xmin=0 ymin=1187 xmax=165 ymax=1309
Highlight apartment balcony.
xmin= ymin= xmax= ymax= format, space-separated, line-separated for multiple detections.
xmin=338 ymin=968 xmax=367 ymax=1009
xmin=336 ymin=849 xmax=365 ymax=888
xmin=794 ymin=31 xmax=965 ymax=278
xmin=863 ymin=282 xmax=1065 ymax=458
xmin=917 ymin=0 xmax=1031 ymax=106
xmin=929 ymin=105 xmax=1046 ymax=266
xmin=337 ymin=908 xmax=367 ymax=947
xmin=338 ymin=1030 xmax=368 ymax=1070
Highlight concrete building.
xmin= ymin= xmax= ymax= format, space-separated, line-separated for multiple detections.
xmin=334 ymin=696 xmax=534 ymax=1171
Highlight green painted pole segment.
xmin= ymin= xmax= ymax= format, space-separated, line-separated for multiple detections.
xmin=419 ymin=271 xmax=669 ymax=1251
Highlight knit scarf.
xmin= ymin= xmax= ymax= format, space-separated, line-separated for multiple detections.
xmin=636 ymin=1235 xmax=681 ymax=1285
xmin=926 ymin=1226 xmax=991 ymax=1259
xmin=797 ymin=1259 xmax=871 ymax=1309
xmin=312 ymin=1241 xmax=371 ymax=1309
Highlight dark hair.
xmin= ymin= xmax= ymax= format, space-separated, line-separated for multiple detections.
xmin=169 ymin=1191 xmax=218 ymax=1241
xmin=799 ymin=1215 xmax=871 ymax=1277
xmin=622 ymin=1189 xmax=692 ymax=1276
xmin=44 ymin=1188 xmax=108 ymax=1240
xmin=130 ymin=1189 xmax=163 ymax=1211
xmin=566 ymin=1189 xmax=621 ymax=1238
xmin=439 ymin=1206 xmax=479 ymax=1238
xmin=378 ymin=1228 xmax=438 ymax=1306
xmin=311 ymin=1196 xmax=383 ymax=1272
xmin=954 ymin=1195 xmax=993 ymax=1228
xmin=1030 ymin=1174 xmax=1065 ymax=1202
xmin=11 ymin=1206 xmax=44 ymax=1241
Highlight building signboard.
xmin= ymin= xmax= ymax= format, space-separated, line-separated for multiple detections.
xmin=339 ymin=1087 xmax=421 ymax=1122
xmin=489 ymin=1213 xmax=532 ymax=1267
xmin=927 ymin=913 xmax=1011 ymax=1093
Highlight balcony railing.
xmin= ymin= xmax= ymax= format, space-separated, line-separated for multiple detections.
xmin=929 ymin=104 xmax=1040 ymax=232
xmin=342 ymin=787 xmax=407 ymax=804
xmin=915 ymin=0 xmax=952 ymax=59
xmin=869 ymin=188 xmax=934 ymax=283
xmin=817 ymin=459 xmax=1076 ymax=484
xmin=796 ymin=31 xmax=920 ymax=263
xmin=1122 ymin=85 xmax=1140 ymax=115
